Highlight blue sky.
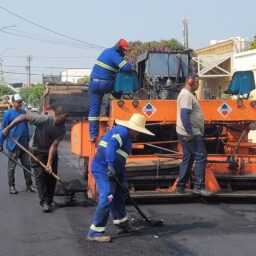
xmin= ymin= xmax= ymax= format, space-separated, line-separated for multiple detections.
xmin=0 ymin=0 xmax=255 ymax=83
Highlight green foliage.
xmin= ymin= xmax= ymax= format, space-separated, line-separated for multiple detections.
xmin=77 ymin=76 xmax=90 ymax=85
xmin=19 ymin=83 xmax=44 ymax=106
xmin=0 ymin=85 xmax=15 ymax=96
xmin=250 ymin=35 xmax=256 ymax=50
xmin=126 ymin=39 xmax=185 ymax=63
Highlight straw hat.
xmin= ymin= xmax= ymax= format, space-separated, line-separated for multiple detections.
xmin=249 ymin=89 xmax=256 ymax=105
xmin=115 ymin=113 xmax=155 ymax=136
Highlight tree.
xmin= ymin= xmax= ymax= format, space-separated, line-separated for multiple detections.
xmin=0 ymin=85 xmax=15 ymax=96
xmin=77 ymin=76 xmax=90 ymax=85
xmin=19 ymin=83 xmax=44 ymax=106
xmin=250 ymin=35 xmax=256 ymax=50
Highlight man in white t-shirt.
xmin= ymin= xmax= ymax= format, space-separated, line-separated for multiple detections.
xmin=176 ymin=74 xmax=213 ymax=196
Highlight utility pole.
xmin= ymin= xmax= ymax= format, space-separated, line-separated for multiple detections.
xmin=183 ymin=18 xmax=189 ymax=49
xmin=26 ymin=55 xmax=33 ymax=87
xmin=0 ymin=48 xmax=14 ymax=85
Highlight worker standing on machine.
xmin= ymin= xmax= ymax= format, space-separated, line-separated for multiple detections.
xmin=88 ymin=39 xmax=132 ymax=142
xmin=87 ymin=113 xmax=154 ymax=243
xmin=176 ymin=74 xmax=213 ymax=196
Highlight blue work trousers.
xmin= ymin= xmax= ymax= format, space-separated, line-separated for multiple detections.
xmin=177 ymin=134 xmax=207 ymax=189
xmin=88 ymin=80 xmax=113 ymax=139
xmin=87 ymin=153 xmax=127 ymax=237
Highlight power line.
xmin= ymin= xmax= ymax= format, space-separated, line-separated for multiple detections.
xmin=2 ymin=70 xmax=89 ymax=78
xmin=0 ymin=6 xmax=106 ymax=50
xmin=1 ymin=70 xmax=41 ymax=76
xmin=5 ymin=65 xmax=68 ymax=69
xmin=1 ymin=30 xmax=101 ymax=50
xmin=9 ymin=27 xmax=100 ymax=50
xmin=2 ymin=55 xmax=97 ymax=59
xmin=5 ymin=65 xmax=93 ymax=69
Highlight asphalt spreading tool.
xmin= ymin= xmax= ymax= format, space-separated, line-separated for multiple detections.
xmin=111 ymin=175 xmax=164 ymax=227
xmin=8 ymin=136 xmax=87 ymax=206
xmin=1 ymin=150 xmax=35 ymax=177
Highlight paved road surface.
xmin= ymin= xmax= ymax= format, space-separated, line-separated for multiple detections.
xmin=1 ymin=139 xmax=256 ymax=256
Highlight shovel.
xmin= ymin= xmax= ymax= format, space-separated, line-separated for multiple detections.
xmin=8 ymin=136 xmax=68 ymax=190
xmin=7 ymin=136 xmax=88 ymax=206
xmin=110 ymin=174 xmax=163 ymax=227
xmin=1 ymin=150 xmax=35 ymax=177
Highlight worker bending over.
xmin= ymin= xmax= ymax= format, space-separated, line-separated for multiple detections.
xmin=87 ymin=113 xmax=154 ymax=242
xmin=2 ymin=106 xmax=68 ymax=212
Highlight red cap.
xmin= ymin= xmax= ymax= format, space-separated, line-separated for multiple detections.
xmin=119 ymin=39 xmax=129 ymax=51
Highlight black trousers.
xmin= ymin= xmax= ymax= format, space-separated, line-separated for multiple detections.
xmin=31 ymin=151 xmax=58 ymax=205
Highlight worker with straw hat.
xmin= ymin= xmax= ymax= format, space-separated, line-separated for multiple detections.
xmin=87 ymin=113 xmax=154 ymax=243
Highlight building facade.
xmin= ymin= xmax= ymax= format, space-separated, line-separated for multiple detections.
xmin=61 ymin=68 xmax=92 ymax=83
xmin=194 ymin=37 xmax=252 ymax=99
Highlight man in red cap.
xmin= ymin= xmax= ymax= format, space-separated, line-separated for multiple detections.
xmin=88 ymin=39 xmax=132 ymax=142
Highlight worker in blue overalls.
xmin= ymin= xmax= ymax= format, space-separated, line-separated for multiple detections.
xmin=88 ymin=39 xmax=132 ymax=142
xmin=87 ymin=113 xmax=154 ymax=242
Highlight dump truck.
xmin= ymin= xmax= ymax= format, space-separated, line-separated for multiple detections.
xmin=42 ymin=82 xmax=89 ymax=130
xmin=71 ymin=51 xmax=256 ymax=201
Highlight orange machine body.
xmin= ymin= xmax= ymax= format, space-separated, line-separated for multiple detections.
xmin=71 ymin=99 xmax=256 ymax=200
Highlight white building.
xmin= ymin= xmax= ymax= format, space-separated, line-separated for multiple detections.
xmin=61 ymin=68 xmax=92 ymax=83
xmin=233 ymin=49 xmax=256 ymax=81
xmin=194 ymin=37 xmax=254 ymax=99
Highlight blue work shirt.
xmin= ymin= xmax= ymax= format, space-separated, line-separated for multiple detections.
xmin=97 ymin=125 xmax=132 ymax=166
xmin=0 ymin=109 xmax=29 ymax=151
xmin=91 ymin=46 xmax=132 ymax=80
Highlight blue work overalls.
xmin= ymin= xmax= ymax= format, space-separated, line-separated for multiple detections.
xmin=87 ymin=125 xmax=132 ymax=237
xmin=88 ymin=46 xmax=131 ymax=139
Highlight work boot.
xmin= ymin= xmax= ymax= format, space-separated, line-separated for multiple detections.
xmin=26 ymin=184 xmax=37 ymax=193
xmin=9 ymin=186 xmax=18 ymax=194
xmin=116 ymin=225 xmax=138 ymax=235
xmin=41 ymin=202 xmax=51 ymax=213
xmin=86 ymin=235 xmax=112 ymax=242
xmin=193 ymin=187 xmax=214 ymax=196
xmin=49 ymin=201 xmax=55 ymax=210
xmin=175 ymin=187 xmax=192 ymax=194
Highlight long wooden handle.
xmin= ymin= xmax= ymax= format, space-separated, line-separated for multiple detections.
xmin=1 ymin=150 xmax=35 ymax=177
xmin=9 ymin=136 xmax=61 ymax=181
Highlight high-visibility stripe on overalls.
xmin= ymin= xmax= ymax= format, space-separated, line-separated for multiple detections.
xmin=88 ymin=46 xmax=132 ymax=139
xmin=87 ymin=126 xmax=131 ymax=238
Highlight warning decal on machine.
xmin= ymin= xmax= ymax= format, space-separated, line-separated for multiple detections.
xmin=142 ymin=103 xmax=157 ymax=118
xmin=218 ymin=102 xmax=232 ymax=118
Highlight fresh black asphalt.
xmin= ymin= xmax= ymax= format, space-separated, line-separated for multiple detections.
xmin=1 ymin=138 xmax=256 ymax=256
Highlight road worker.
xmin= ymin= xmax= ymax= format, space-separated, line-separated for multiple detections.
xmin=0 ymin=94 xmax=37 ymax=194
xmin=176 ymin=74 xmax=213 ymax=196
xmin=2 ymin=106 xmax=68 ymax=212
xmin=87 ymin=113 xmax=154 ymax=242
xmin=88 ymin=39 xmax=132 ymax=142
